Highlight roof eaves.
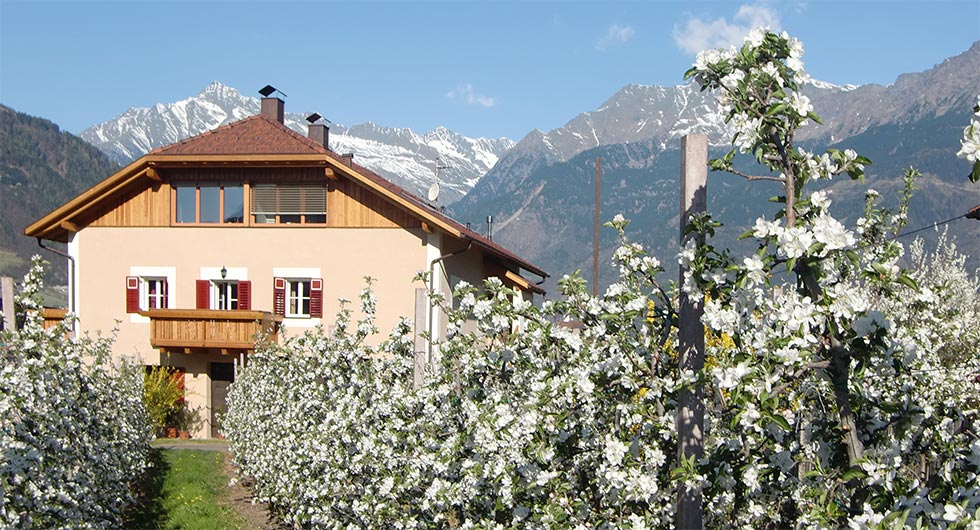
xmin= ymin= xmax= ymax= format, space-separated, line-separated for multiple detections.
xmin=24 ymin=157 xmax=150 ymax=241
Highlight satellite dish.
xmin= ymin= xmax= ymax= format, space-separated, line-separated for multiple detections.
xmin=428 ymin=182 xmax=441 ymax=202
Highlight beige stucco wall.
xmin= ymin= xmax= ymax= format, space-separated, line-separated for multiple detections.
xmin=75 ymin=226 xmax=431 ymax=357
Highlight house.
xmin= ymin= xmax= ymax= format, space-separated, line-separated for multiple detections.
xmin=25 ymin=90 xmax=547 ymax=438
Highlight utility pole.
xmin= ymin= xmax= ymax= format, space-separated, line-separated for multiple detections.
xmin=594 ymin=156 xmax=600 ymax=296
xmin=677 ymin=134 xmax=707 ymax=530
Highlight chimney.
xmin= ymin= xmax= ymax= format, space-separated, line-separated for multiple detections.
xmin=306 ymin=113 xmax=329 ymax=150
xmin=261 ymin=97 xmax=284 ymax=123
xmin=258 ymin=85 xmax=285 ymax=123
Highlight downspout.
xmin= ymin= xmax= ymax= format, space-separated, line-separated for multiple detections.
xmin=427 ymin=240 xmax=472 ymax=362
xmin=37 ymin=238 xmax=76 ymax=332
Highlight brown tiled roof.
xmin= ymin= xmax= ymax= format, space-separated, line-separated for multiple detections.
xmin=151 ymin=115 xmax=328 ymax=155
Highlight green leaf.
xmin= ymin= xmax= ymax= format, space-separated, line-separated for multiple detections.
xmin=785 ymin=257 xmax=797 ymax=273
xmin=738 ymin=228 xmax=756 ymax=240
xmin=770 ymin=414 xmax=791 ymax=431
xmin=683 ymin=67 xmax=698 ymax=80
xmin=971 ymin=162 xmax=980 ymax=183
xmin=766 ymin=103 xmax=787 ymax=116
xmin=841 ymin=467 xmax=867 ymax=482
xmin=897 ymin=273 xmax=919 ymax=290
xmin=802 ymin=469 xmax=823 ymax=480
xmin=807 ymin=111 xmax=823 ymax=124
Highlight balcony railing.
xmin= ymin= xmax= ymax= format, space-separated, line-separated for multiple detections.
xmin=141 ymin=309 xmax=282 ymax=353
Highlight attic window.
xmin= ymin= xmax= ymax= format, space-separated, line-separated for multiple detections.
xmin=251 ymin=183 xmax=327 ymax=224
xmin=174 ymin=182 xmax=244 ymax=224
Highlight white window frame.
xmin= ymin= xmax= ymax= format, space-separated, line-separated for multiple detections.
xmin=285 ymin=279 xmax=311 ymax=318
xmin=141 ymin=277 xmax=168 ymax=310
xmin=212 ymin=280 xmax=239 ymax=310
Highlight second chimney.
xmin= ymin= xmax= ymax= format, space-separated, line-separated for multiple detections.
xmin=261 ymin=97 xmax=284 ymax=123
xmin=308 ymin=123 xmax=329 ymax=150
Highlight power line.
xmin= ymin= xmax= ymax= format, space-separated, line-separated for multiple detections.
xmin=893 ymin=211 xmax=972 ymax=240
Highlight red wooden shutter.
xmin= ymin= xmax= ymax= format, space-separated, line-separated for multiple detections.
xmin=196 ymin=280 xmax=210 ymax=309
xmin=173 ymin=368 xmax=186 ymax=406
xmin=162 ymin=279 xmax=169 ymax=308
xmin=273 ymin=278 xmax=286 ymax=316
xmin=310 ymin=278 xmax=323 ymax=318
xmin=238 ymin=281 xmax=251 ymax=310
xmin=126 ymin=276 xmax=139 ymax=313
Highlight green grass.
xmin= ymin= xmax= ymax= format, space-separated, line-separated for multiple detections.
xmin=125 ymin=448 xmax=249 ymax=530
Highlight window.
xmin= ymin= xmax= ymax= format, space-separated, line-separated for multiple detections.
xmin=174 ymin=183 xmax=244 ymax=224
xmin=273 ymin=277 xmax=322 ymax=318
xmin=287 ymin=280 xmax=310 ymax=317
xmin=195 ymin=279 xmax=251 ymax=310
xmin=213 ymin=281 xmax=239 ymax=310
xmin=144 ymin=278 xmax=168 ymax=309
xmin=252 ymin=183 xmax=327 ymax=224
xmin=126 ymin=276 xmax=168 ymax=313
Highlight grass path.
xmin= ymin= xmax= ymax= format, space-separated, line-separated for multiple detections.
xmin=125 ymin=448 xmax=251 ymax=529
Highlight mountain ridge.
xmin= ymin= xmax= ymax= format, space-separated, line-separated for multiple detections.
xmin=80 ymin=82 xmax=514 ymax=203
xmin=451 ymin=40 xmax=980 ymax=292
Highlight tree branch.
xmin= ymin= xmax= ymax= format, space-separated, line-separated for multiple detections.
xmin=771 ymin=360 xmax=831 ymax=396
xmin=724 ymin=166 xmax=787 ymax=183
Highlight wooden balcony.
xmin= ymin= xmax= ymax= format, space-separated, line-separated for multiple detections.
xmin=141 ymin=309 xmax=282 ymax=353
xmin=42 ymin=308 xmax=68 ymax=331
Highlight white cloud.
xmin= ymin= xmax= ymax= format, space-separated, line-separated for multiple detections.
xmin=446 ymin=83 xmax=496 ymax=108
xmin=673 ymin=4 xmax=781 ymax=54
xmin=596 ymin=24 xmax=635 ymax=51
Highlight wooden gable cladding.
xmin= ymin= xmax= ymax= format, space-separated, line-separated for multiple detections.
xmin=87 ymin=180 xmax=170 ymax=228
xmin=326 ymin=177 xmax=421 ymax=229
xmin=38 ymin=159 xmax=427 ymax=235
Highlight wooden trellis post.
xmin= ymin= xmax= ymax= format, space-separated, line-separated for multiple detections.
xmin=677 ymin=134 xmax=707 ymax=529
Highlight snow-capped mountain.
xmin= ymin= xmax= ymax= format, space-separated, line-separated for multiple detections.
xmin=80 ymin=82 xmax=514 ymax=202
xmin=454 ymin=79 xmax=871 ymax=206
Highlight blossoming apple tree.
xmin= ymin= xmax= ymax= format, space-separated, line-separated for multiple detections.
xmin=224 ymin=30 xmax=980 ymax=529
xmin=0 ymin=258 xmax=151 ymax=528
xmin=682 ymin=28 xmax=980 ymax=527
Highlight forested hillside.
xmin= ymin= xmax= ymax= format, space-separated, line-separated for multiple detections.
xmin=0 ymin=105 xmax=119 ymax=282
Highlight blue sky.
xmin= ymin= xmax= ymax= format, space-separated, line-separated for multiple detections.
xmin=1 ymin=0 xmax=978 ymax=140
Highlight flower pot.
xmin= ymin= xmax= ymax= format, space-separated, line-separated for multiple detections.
xmin=165 ymin=427 xmax=178 ymax=438
xmin=178 ymin=430 xmax=190 ymax=439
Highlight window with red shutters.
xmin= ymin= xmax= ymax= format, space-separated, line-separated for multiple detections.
xmin=196 ymin=280 xmax=210 ymax=309
xmin=310 ymin=278 xmax=323 ymax=318
xmin=126 ymin=276 xmax=139 ymax=313
xmin=128 ymin=276 xmax=169 ymax=312
xmin=273 ymin=278 xmax=286 ymax=316
xmin=238 ymin=281 xmax=251 ymax=310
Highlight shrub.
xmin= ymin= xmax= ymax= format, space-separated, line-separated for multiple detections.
xmin=144 ymin=365 xmax=185 ymax=435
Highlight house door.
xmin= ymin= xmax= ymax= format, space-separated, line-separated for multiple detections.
xmin=209 ymin=362 xmax=235 ymax=439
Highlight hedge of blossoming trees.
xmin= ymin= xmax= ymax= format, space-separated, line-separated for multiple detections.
xmin=0 ymin=258 xmax=151 ymax=529
xmin=224 ymin=30 xmax=980 ymax=529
